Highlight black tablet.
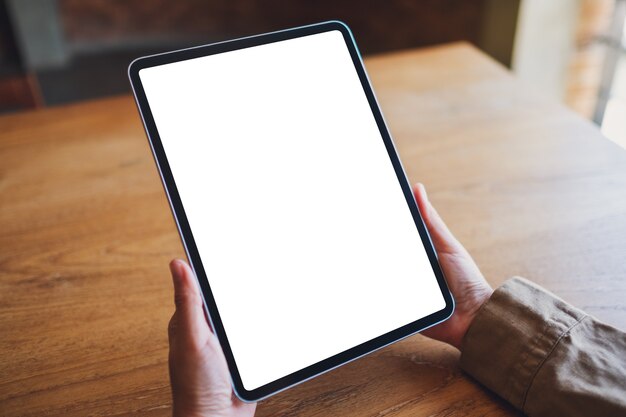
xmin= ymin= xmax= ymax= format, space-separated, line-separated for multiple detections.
xmin=129 ymin=21 xmax=453 ymax=402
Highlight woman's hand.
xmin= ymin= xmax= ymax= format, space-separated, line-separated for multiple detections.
xmin=168 ymin=259 xmax=257 ymax=417
xmin=413 ymin=183 xmax=494 ymax=350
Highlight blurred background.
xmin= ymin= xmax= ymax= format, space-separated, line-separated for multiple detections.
xmin=0 ymin=0 xmax=625 ymax=147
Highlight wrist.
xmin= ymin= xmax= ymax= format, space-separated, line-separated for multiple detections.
xmin=455 ymin=287 xmax=493 ymax=350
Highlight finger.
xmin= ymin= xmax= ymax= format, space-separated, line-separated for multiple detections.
xmin=413 ymin=183 xmax=463 ymax=255
xmin=168 ymin=313 xmax=177 ymax=343
xmin=232 ymin=398 xmax=258 ymax=415
xmin=170 ymin=259 xmax=211 ymax=348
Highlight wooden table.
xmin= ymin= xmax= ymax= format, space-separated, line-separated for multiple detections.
xmin=1 ymin=43 xmax=625 ymax=416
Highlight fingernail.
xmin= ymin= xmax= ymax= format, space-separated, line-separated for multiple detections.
xmin=170 ymin=259 xmax=184 ymax=280
xmin=417 ymin=183 xmax=429 ymax=201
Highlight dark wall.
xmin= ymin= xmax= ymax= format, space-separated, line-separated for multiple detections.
xmin=2 ymin=0 xmax=493 ymax=111
xmin=59 ymin=0 xmax=485 ymax=55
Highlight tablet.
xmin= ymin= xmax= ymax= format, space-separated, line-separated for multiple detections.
xmin=128 ymin=21 xmax=453 ymax=402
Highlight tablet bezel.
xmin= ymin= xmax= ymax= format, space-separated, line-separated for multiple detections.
xmin=128 ymin=20 xmax=454 ymax=402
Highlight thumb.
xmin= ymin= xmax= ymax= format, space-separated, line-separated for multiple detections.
xmin=169 ymin=259 xmax=211 ymax=348
xmin=413 ymin=183 xmax=464 ymax=255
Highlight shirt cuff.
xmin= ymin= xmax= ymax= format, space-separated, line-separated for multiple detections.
xmin=459 ymin=277 xmax=587 ymax=410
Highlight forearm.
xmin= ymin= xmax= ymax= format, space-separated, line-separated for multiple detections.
xmin=460 ymin=277 xmax=626 ymax=417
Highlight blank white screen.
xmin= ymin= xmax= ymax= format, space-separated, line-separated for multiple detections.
xmin=139 ymin=30 xmax=445 ymax=391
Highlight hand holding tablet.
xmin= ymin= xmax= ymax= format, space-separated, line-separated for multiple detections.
xmin=129 ymin=21 xmax=454 ymax=401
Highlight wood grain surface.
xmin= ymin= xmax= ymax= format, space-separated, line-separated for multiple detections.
xmin=1 ymin=43 xmax=625 ymax=416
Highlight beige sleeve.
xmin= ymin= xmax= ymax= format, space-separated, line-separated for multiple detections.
xmin=460 ymin=277 xmax=626 ymax=417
